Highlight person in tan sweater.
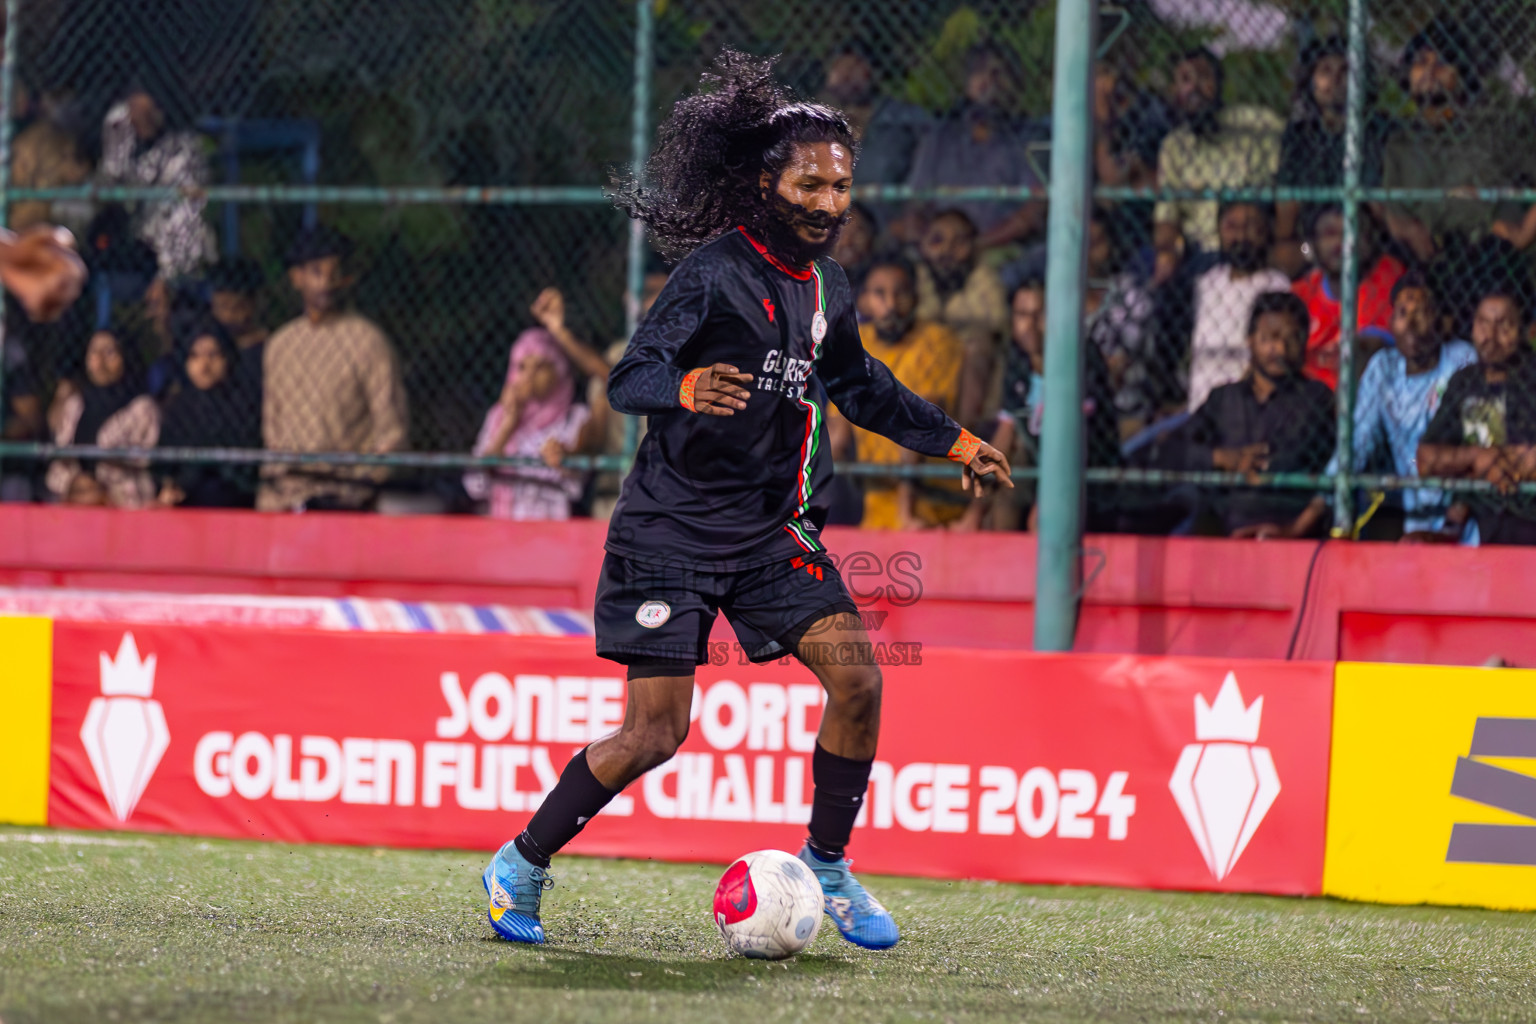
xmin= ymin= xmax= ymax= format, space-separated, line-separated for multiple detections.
xmin=258 ymin=227 xmax=408 ymax=512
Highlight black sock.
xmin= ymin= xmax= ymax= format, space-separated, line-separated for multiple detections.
xmin=512 ymin=748 xmax=616 ymax=868
xmin=807 ymin=742 xmax=873 ymax=861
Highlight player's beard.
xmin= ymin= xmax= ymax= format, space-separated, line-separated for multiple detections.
xmin=754 ymin=192 xmax=848 ymax=267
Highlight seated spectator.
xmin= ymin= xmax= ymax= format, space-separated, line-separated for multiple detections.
xmin=1184 ymin=292 xmax=1335 ymax=536
xmin=465 ymin=328 xmax=602 ymax=521
xmin=1084 ymin=206 xmax=1157 ymax=437
xmin=1153 ymin=48 xmax=1283 ymax=285
xmin=962 ymin=278 xmax=1119 ymax=531
xmin=818 ymin=44 xmax=929 ymax=226
xmin=1291 ymin=205 xmax=1403 ymax=390
xmin=904 ymin=42 xmax=1045 ymax=250
xmin=2 ymin=305 xmax=43 ymax=501
xmin=834 ymin=253 xmax=965 ymax=530
xmin=98 ymin=81 xmax=214 ymax=280
xmin=1188 ymin=201 xmax=1291 ymax=411
xmin=1270 ymin=271 xmax=1478 ymax=540
xmin=1273 ymin=37 xmax=1392 ymax=276
xmin=1419 ymin=288 xmax=1536 ymax=545
xmin=258 ymin=226 xmax=409 ymax=513
xmin=207 ymin=258 xmax=270 ymax=386
xmin=46 ymin=326 xmax=160 ymax=508
xmin=913 ymin=208 xmax=1007 ymax=425
xmin=156 ymin=316 xmax=261 ymax=509
xmin=832 ymin=202 xmax=878 ymax=299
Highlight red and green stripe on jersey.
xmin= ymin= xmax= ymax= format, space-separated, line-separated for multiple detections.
xmin=783 ymin=261 xmax=829 ymax=554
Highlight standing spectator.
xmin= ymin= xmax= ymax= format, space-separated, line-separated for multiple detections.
xmin=1084 ymin=206 xmax=1158 ymax=437
xmin=1419 ymin=288 xmax=1536 ymax=545
xmin=1381 ymin=16 xmax=1533 ymax=270
xmin=1276 ymin=271 xmax=1478 ymax=540
xmin=98 ymin=83 xmax=214 ymax=280
xmin=1093 ymin=61 xmax=1172 ymax=258
xmin=1184 ymin=291 xmax=1335 ymax=537
xmin=9 ymin=86 xmax=92 ymax=236
xmin=1188 ymin=201 xmax=1291 ymax=411
xmin=905 ymin=42 xmax=1045 ymax=248
xmin=1273 ymin=37 xmax=1393 ymax=276
xmin=818 ymin=44 xmax=929 ymax=226
xmin=156 ymin=317 xmax=261 ymax=509
xmin=963 ymin=278 xmax=1120 ymax=531
xmin=207 ymin=258 xmax=270 ymax=386
xmin=258 ymin=227 xmax=408 ymax=513
xmin=465 ymin=328 xmax=602 ymax=521
xmin=1291 ymin=205 xmax=1404 ymax=390
xmin=1152 ymin=48 xmax=1283 ymax=285
xmin=913 ymin=208 xmax=1008 ymax=426
xmin=832 ymin=254 xmax=965 ymax=530
xmin=45 ymin=326 xmax=160 ymax=508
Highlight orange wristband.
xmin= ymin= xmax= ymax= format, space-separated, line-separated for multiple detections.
xmin=679 ymin=368 xmax=705 ymax=412
xmin=948 ymin=428 xmax=981 ymax=465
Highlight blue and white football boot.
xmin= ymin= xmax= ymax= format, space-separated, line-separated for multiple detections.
xmin=797 ymin=843 xmax=900 ymax=949
xmin=482 ymin=841 xmax=553 ymax=944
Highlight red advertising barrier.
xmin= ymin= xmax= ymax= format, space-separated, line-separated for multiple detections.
xmin=49 ymin=621 xmax=1332 ymax=894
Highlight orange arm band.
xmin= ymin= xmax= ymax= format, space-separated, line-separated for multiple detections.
xmin=947 ymin=428 xmax=981 ymax=465
xmin=679 ymin=368 xmax=705 ymax=412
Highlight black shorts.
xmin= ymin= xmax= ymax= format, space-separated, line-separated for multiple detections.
xmin=593 ymin=550 xmax=858 ymax=673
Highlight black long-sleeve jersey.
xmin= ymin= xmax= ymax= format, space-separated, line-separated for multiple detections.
xmin=605 ymin=227 xmax=965 ymax=572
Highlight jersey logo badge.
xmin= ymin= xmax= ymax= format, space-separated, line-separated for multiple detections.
xmin=635 ymin=600 xmax=672 ymax=628
xmin=763 ymin=298 xmax=776 ymax=323
xmin=811 ymin=310 xmax=828 ymax=346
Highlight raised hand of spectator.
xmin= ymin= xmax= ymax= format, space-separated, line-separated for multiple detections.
xmin=157 ymin=480 xmax=186 ymax=508
xmin=530 ymin=286 xmax=567 ymax=333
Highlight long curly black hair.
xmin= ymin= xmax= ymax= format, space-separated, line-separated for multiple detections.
xmin=612 ymin=50 xmax=858 ymax=262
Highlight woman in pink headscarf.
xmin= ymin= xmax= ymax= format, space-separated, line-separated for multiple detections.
xmin=465 ymin=328 xmax=603 ymax=520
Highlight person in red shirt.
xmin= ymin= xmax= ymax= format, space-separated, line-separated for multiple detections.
xmin=1291 ymin=204 xmax=1403 ymax=389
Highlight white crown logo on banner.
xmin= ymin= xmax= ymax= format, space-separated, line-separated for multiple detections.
xmin=1168 ymin=673 xmax=1281 ymax=881
xmin=80 ymin=633 xmax=170 ymax=823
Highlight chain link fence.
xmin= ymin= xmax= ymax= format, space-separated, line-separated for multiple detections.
xmin=2 ymin=0 xmax=1535 ymax=540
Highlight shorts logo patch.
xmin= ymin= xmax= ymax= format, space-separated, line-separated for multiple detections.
xmin=635 ymin=600 xmax=671 ymax=628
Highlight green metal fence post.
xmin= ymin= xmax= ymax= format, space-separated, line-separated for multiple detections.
xmin=621 ymin=0 xmax=654 ymax=475
xmin=1035 ymin=0 xmax=1097 ymax=652
xmin=1333 ymin=0 xmax=1366 ymax=534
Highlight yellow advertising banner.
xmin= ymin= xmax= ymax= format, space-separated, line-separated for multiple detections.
xmin=1326 ymin=662 xmax=1536 ymax=909
xmin=0 ymin=616 xmax=53 ymax=826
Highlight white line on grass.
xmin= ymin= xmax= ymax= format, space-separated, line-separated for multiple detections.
xmin=0 ymin=832 xmax=154 ymax=847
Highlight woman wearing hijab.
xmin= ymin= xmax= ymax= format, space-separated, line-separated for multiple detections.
xmin=156 ymin=315 xmax=262 ymax=508
xmin=46 ymin=326 xmax=160 ymax=507
xmin=465 ymin=327 xmax=604 ymax=520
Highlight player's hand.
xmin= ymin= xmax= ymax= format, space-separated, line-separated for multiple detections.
xmin=961 ymin=439 xmax=1013 ymax=495
xmin=687 ymin=363 xmax=753 ymax=416
xmin=0 ymin=225 xmax=86 ymax=323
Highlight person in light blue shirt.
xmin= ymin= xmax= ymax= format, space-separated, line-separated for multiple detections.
xmin=1250 ymin=269 xmax=1476 ymax=538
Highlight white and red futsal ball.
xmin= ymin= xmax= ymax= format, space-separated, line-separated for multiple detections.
xmin=712 ymin=850 xmax=824 ymax=959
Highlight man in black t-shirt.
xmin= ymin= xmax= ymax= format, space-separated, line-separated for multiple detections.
xmin=479 ymin=51 xmax=1012 ymax=951
xmin=1419 ymin=289 xmax=1536 ymax=544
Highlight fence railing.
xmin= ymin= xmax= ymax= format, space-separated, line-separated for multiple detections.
xmin=2 ymin=0 xmax=1533 ymax=541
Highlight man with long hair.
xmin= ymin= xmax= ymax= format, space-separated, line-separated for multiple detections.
xmin=480 ymin=51 xmax=1012 ymax=950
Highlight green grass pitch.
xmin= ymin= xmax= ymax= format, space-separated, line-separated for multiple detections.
xmin=2 ymin=825 xmax=1534 ymax=1023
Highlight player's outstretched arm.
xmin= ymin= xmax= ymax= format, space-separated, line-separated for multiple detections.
xmin=0 ymin=225 xmax=86 ymax=323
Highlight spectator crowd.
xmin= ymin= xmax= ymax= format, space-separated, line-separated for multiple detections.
xmin=7 ymin=13 xmax=1536 ymax=545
